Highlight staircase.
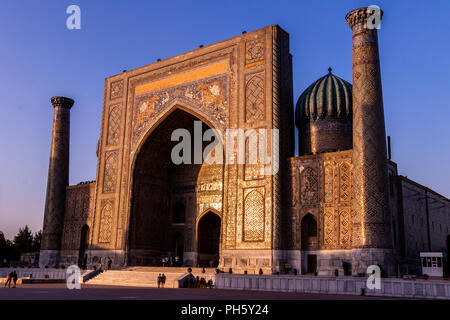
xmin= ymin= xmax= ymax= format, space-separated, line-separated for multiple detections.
xmin=85 ymin=267 xmax=216 ymax=288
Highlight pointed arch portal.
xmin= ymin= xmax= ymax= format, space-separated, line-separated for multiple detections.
xmin=128 ymin=108 xmax=223 ymax=266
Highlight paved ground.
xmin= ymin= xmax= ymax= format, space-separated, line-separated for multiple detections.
xmin=0 ymin=283 xmax=396 ymax=300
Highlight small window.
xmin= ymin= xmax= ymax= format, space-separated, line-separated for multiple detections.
xmin=437 ymin=257 xmax=442 ymax=268
xmin=427 ymin=257 xmax=432 ymax=268
xmin=431 ymin=257 xmax=437 ymax=268
xmin=422 ymin=257 xmax=427 ymax=267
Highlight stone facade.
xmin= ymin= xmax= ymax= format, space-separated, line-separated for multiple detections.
xmin=40 ymin=9 xmax=450 ymax=276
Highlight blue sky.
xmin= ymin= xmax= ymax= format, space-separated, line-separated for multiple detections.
xmin=0 ymin=0 xmax=449 ymax=239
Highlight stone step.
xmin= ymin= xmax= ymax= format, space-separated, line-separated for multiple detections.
xmin=86 ymin=268 xmax=215 ymax=288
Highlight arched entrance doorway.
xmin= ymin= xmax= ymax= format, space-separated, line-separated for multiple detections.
xmin=128 ymin=108 xmax=223 ymax=266
xmin=197 ymin=211 xmax=221 ymax=267
xmin=301 ymin=214 xmax=318 ymax=273
xmin=78 ymin=225 xmax=89 ymax=268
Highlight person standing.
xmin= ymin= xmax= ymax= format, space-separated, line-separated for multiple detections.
xmin=157 ymin=274 xmax=161 ymax=288
xmin=12 ymin=271 xmax=18 ymax=288
xmin=4 ymin=272 xmax=12 ymax=288
xmin=161 ymin=273 xmax=166 ymax=288
xmin=107 ymin=258 xmax=112 ymax=270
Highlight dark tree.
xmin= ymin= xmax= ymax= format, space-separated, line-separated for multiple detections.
xmin=13 ymin=225 xmax=34 ymax=260
xmin=0 ymin=231 xmax=14 ymax=265
xmin=32 ymin=230 xmax=42 ymax=252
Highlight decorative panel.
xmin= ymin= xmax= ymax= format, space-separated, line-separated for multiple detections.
xmin=339 ymin=207 xmax=351 ymax=247
xmin=324 ymin=165 xmax=334 ymax=203
xmin=110 ymin=80 xmax=124 ymax=100
xmin=300 ymin=167 xmax=318 ymax=205
xmin=245 ymin=39 xmax=265 ymax=65
xmin=245 ymin=73 xmax=265 ymax=122
xmin=107 ymin=105 xmax=121 ymax=146
xmin=323 ymin=207 xmax=335 ymax=246
xmin=103 ymin=151 xmax=118 ymax=193
xmin=339 ymin=162 xmax=351 ymax=202
xmin=243 ymin=190 xmax=265 ymax=242
xmin=98 ymin=200 xmax=113 ymax=243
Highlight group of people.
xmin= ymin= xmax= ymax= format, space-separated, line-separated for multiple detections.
xmin=157 ymin=273 xmax=166 ymax=288
xmin=3 ymin=271 xmax=18 ymax=288
xmin=161 ymin=256 xmax=181 ymax=267
xmin=186 ymin=276 xmax=213 ymax=289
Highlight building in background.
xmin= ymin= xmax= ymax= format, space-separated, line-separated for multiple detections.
xmin=39 ymin=7 xmax=450 ymax=277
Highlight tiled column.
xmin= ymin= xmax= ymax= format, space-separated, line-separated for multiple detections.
xmin=40 ymin=97 xmax=74 ymax=267
xmin=346 ymin=8 xmax=392 ymax=250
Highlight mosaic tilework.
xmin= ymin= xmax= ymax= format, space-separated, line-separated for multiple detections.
xmin=245 ymin=72 xmax=265 ymax=122
xmin=132 ymin=74 xmax=228 ymax=149
xmin=339 ymin=162 xmax=351 ymax=202
xmin=107 ymin=105 xmax=121 ymax=146
xmin=245 ymin=39 xmax=265 ymax=65
xmin=324 ymin=165 xmax=334 ymax=203
xmin=103 ymin=151 xmax=118 ymax=193
xmin=98 ymin=200 xmax=113 ymax=243
xmin=110 ymin=80 xmax=124 ymax=100
xmin=339 ymin=207 xmax=351 ymax=247
xmin=243 ymin=190 xmax=265 ymax=242
xmin=347 ymin=8 xmax=391 ymax=248
xmin=300 ymin=167 xmax=319 ymax=205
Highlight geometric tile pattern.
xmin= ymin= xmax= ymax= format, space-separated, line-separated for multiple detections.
xmin=323 ymin=207 xmax=335 ymax=246
xmin=98 ymin=200 xmax=113 ymax=243
xmin=324 ymin=165 xmax=334 ymax=203
xmin=245 ymin=73 xmax=265 ymax=122
xmin=243 ymin=190 xmax=265 ymax=242
xmin=339 ymin=162 xmax=351 ymax=202
xmin=245 ymin=39 xmax=265 ymax=65
xmin=103 ymin=151 xmax=118 ymax=193
xmin=107 ymin=105 xmax=121 ymax=146
xmin=110 ymin=80 xmax=124 ymax=100
xmin=339 ymin=207 xmax=351 ymax=247
xmin=300 ymin=167 xmax=318 ymax=205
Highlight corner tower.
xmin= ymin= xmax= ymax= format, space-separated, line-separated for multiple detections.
xmin=346 ymin=8 xmax=393 ymax=272
xmin=40 ymin=96 xmax=74 ymax=267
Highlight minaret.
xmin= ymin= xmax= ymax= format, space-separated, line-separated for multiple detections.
xmin=346 ymin=8 xmax=393 ymax=273
xmin=40 ymin=97 xmax=74 ymax=267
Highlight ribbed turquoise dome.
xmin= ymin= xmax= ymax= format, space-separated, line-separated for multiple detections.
xmin=296 ymin=68 xmax=353 ymax=156
xmin=296 ymin=68 xmax=352 ymax=125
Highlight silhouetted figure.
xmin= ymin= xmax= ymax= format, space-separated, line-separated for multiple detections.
xmin=4 ymin=272 xmax=12 ymax=288
xmin=161 ymin=273 xmax=166 ymax=288
xmin=259 ymin=268 xmax=263 ymax=275
xmin=157 ymin=274 xmax=161 ymax=288
xmin=12 ymin=271 xmax=18 ymax=288
xmin=107 ymin=258 xmax=112 ymax=270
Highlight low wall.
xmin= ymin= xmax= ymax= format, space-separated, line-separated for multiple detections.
xmin=0 ymin=268 xmax=67 ymax=279
xmin=214 ymin=274 xmax=450 ymax=300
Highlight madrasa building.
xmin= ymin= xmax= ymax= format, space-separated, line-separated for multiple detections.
xmin=39 ymin=7 xmax=450 ymax=276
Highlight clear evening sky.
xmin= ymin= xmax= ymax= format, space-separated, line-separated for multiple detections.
xmin=0 ymin=0 xmax=449 ymax=239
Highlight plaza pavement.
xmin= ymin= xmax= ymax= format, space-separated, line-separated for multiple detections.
xmin=0 ymin=283 xmax=398 ymax=300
